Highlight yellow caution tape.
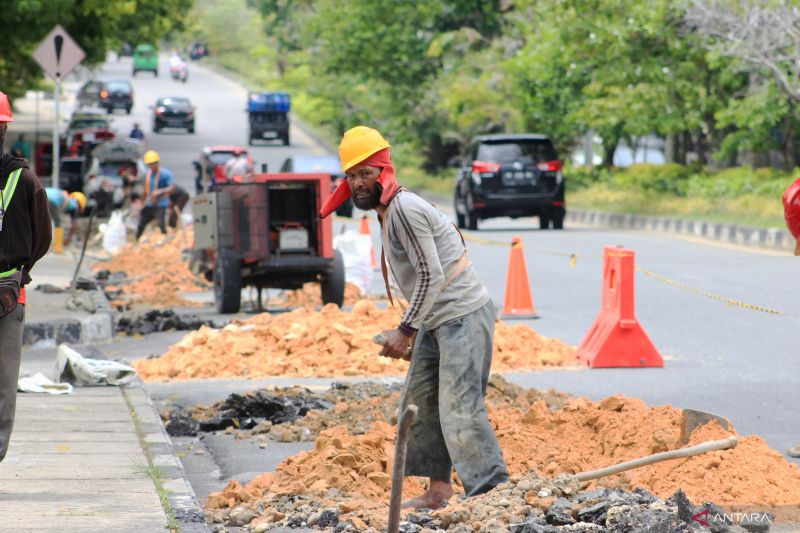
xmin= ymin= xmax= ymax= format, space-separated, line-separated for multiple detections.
xmin=461 ymin=232 xmax=784 ymax=315
xmin=635 ymin=266 xmax=784 ymax=315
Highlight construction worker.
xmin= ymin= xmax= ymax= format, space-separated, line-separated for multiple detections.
xmin=0 ymin=91 xmax=52 ymax=464
xmin=168 ymin=184 xmax=189 ymax=229
xmin=224 ymin=147 xmax=251 ymax=183
xmin=44 ymin=188 xmax=86 ymax=252
xmin=136 ymin=150 xmax=175 ymax=240
xmin=10 ymin=133 xmax=31 ymax=160
xmin=320 ymin=126 xmax=509 ymax=509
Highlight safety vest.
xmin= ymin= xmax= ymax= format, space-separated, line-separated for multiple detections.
xmin=0 ymin=168 xmax=23 ymax=278
xmin=0 ymin=169 xmax=24 ymax=303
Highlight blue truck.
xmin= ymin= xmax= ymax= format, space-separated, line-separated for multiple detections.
xmin=247 ymin=92 xmax=290 ymax=146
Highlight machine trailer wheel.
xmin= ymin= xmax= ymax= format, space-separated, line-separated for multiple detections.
xmin=321 ymin=250 xmax=345 ymax=307
xmin=214 ymin=254 xmax=241 ymax=313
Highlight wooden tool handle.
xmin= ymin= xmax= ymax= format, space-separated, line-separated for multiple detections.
xmin=388 ymin=404 xmax=418 ymax=533
xmin=574 ymin=436 xmax=738 ymax=483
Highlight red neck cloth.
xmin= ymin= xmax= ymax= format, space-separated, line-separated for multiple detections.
xmin=783 ymin=176 xmax=800 ymax=255
xmin=320 ymin=148 xmax=399 ymax=218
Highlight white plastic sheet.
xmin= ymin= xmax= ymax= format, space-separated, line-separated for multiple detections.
xmin=55 ymin=344 xmax=137 ymax=387
xmin=333 ymin=230 xmax=374 ymax=295
xmin=101 ymin=210 xmax=128 ymax=255
xmin=18 ymin=372 xmax=73 ymax=395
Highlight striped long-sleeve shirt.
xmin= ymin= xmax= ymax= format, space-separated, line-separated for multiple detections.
xmin=381 ymin=190 xmax=490 ymax=333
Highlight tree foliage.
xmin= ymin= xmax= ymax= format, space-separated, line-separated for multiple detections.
xmin=2 ymin=0 xmax=190 ymax=102
xmin=187 ymin=0 xmax=800 ymax=171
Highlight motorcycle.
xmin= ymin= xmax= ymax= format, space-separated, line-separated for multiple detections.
xmin=170 ymin=63 xmax=188 ymax=83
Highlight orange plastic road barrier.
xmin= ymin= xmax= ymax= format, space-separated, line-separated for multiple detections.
xmin=577 ymin=246 xmax=663 ymax=368
xmin=501 ymin=236 xmax=538 ymax=318
xmin=360 ymin=215 xmax=377 ymax=269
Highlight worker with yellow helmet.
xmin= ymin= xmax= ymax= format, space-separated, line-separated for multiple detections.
xmin=44 ymin=187 xmax=87 ymax=252
xmin=136 ymin=150 xmax=175 ymax=240
xmin=320 ymin=127 xmax=509 ymax=509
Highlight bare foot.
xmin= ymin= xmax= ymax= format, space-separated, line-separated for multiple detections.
xmin=401 ymin=486 xmax=454 ymax=509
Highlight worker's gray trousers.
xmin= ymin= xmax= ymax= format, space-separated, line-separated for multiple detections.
xmin=399 ymin=300 xmax=509 ymax=497
xmin=0 ymin=304 xmax=24 ymax=463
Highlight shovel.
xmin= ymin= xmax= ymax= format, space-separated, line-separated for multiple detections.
xmin=387 ymin=404 xmax=418 ymax=533
xmin=678 ymin=408 xmax=732 ymax=446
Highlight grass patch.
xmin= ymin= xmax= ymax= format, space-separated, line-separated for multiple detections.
xmin=123 ymin=388 xmax=181 ymax=533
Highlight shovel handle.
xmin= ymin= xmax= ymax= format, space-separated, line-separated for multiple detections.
xmin=388 ymin=404 xmax=418 ymax=533
xmin=574 ymin=436 xmax=738 ymax=483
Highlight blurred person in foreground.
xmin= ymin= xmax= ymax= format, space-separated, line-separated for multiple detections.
xmin=784 ymin=176 xmax=800 ymax=457
xmin=136 ymin=150 xmax=175 ymax=240
xmin=0 ymin=91 xmax=51 ymax=464
xmin=319 ymin=126 xmax=509 ymax=509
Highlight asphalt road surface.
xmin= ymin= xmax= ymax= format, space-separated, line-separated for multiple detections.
xmin=62 ymin=54 xmax=800 ymax=504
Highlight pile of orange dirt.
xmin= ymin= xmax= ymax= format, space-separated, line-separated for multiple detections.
xmin=270 ymin=282 xmax=372 ymax=308
xmin=133 ymin=300 xmax=579 ymax=381
xmin=93 ymin=230 xmax=208 ymax=308
xmin=206 ymin=394 xmax=800 ymax=530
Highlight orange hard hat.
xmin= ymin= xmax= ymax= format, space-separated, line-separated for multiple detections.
xmin=0 ymin=91 xmax=13 ymax=122
xmin=339 ymin=126 xmax=390 ymax=172
xmin=783 ymin=177 xmax=800 ymax=256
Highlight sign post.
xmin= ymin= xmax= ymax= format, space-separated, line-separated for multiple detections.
xmin=32 ymin=25 xmax=85 ymax=188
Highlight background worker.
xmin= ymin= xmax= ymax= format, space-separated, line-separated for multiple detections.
xmin=129 ymin=123 xmax=145 ymax=141
xmin=0 ymin=91 xmax=52 ymax=465
xmin=224 ymin=147 xmax=251 ymax=183
xmin=136 ymin=150 xmax=175 ymax=240
xmin=44 ymin=187 xmax=86 ymax=252
xmin=10 ymin=133 xmax=31 ymax=160
xmin=168 ymin=183 xmax=189 ymax=229
xmin=320 ymin=126 xmax=509 ymax=509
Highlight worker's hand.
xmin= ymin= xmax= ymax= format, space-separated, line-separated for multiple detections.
xmin=379 ymin=328 xmax=416 ymax=360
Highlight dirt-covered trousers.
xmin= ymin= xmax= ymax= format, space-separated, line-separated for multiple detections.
xmin=0 ymin=304 xmax=24 ymax=463
xmin=399 ymin=300 xmax=509 ymax=496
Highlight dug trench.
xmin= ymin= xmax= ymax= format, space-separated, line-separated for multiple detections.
xmin=151 ymin=376 xmax=800 ymax=532
xmin=100 ymin=232 xmax=800 ymax=531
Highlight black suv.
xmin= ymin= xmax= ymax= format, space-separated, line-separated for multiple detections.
xmin=454 ymin=134 xmax=565 ymax=230
xmin=78 ymin=80 xmax=134 ymax=114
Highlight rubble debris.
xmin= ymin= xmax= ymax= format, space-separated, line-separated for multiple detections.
xmin=134 ymin=300 xmax=579 ymax=380
xmin=164 ymin=408 xmax=199 ymax=437
xmin=92 ymin=230 xmax=208 ymax=308
xmin=116 ymin=309 xmax=220 ymax=336
xmin=176 ymin=377 xmax=570 ymax=444
xmin=205 ymin=393 xmax=800 ymax=530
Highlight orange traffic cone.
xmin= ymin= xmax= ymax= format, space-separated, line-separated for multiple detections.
xmin=501 ymin=236 xmax=538 ymax=318
xmin=360 ymin=215 xmax=377 ymax=269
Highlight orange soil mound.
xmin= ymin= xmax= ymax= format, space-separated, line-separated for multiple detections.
xmin=271 ymin=282 xmax=371 ymax=308
xmin=208 ymin=395 xmax=800 ymax=528
xmin=94 ymin=230 xmax=208 ymax=307
xmin=133 ymin=300 xmax=579 ymax=381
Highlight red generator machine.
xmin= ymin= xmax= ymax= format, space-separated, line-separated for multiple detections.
xmin=192 ymin=172 xmax=345 ymax=313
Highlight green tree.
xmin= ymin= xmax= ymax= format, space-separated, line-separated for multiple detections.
xmin=1 ymin=0 xmax=190 ymax=102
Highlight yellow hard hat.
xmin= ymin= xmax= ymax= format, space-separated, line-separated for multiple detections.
xmin=143 ymin=150 xmax=160 ymax=164
xmin=69 ymin=191 xmax=87 ymax=212
xmin=339 ymin=126 xmax=390 ymax=172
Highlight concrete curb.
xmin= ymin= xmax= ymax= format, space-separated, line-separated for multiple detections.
xmin=124 ymin=384 xmax=211 ymax=533
xmin=23 ymin=289 xmax=116 ymax=346
xmin=566 ymin=209 xmax=795 ymax=253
